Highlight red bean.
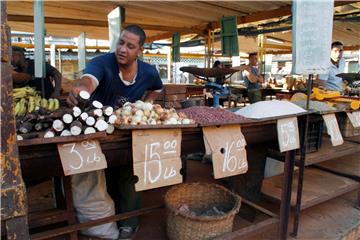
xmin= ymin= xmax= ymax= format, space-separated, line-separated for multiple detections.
xmin=179 ymin=106 xmax=247 ymax=125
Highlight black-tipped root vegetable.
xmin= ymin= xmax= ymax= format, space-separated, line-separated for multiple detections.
xmin=92 ymin=100 xmax=103 ymax=109
xmin=70 ymin=120 xmax=83 ymax=136
xmin=19 ymin=122 xmax=34 ymax=134
xmin=103 ymin=106 xmax=114 ymax=116
xmin=62 ymin=113 xmax=73 ymax=124
xmin=84 ymin=127 xmax=96 ymax=135
xmin=95 ymin=119 xmax=108 ymax=131
xmin=60 ymin=129 xmax=72 ymax=137
xmin=85 ymin=116 xmax=96 ymax=126
xmin=44 ymin=130 xmax=55 ymax=138
xmin=52 ymin=119 xmax=65 ymax=132
xmin=106 ymin=124 xmax=115 ymax=134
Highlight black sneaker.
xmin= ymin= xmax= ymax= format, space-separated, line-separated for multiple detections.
xmin=118 ymin=226 xmax=139 ymax=240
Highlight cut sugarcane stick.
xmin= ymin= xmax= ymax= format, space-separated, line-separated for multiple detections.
xmin=62 ymin=113 xmax=74 ymax=124
xmin=73 ymin=106 xmax=82 ymax=118
xmin=88 ymin=109 xmax=103 ymax=117
xmin=106 ymin=124 xmax=115 ymax=134
xmin=52 ymin=119 xmax=65 ymax=132
xmin=108 ymin=114 xmax=117 ymax=124
xmin=60 ymin=129 xmax=72 ymax=137
xmin=18 ymin=122 xmax=34 ymax=134
xmin=95 ymin=119 xmax=108 ymax=131
xmin=80 ymin=112 xmax=89 ymax=122
xmin=70 ymin=120 xmax=83 ymax=136
xmin=84 ymin=127 xmax=96 ymax=135
xmin=17 ymin=135 xmax=24 ymax=141
xmin=92 ymin=100 xmax=103 ymax=109
xmin=44 ymin=130 xmax=55 ymax=138
xmin=103 ymin=106 xmax=114 ymax=116
xmin=85 ymin=116 xmax=96 ymax=126
xmin=34 ymin=122 xmax=43 ymax=131
xmin=79 ymin=90 xmax=90 ymax=101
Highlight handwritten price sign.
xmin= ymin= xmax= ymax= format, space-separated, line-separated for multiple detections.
xmin=203 ymin=125 xmax=248 ymax=179
xmin=277 ymin=117 xmax=300 ymax=152
xmin=322 ymin=114 xmax=344 ymax=146
xmin=57 ymin=140 xmax=107 ymax=176
xmin=132 ymin=129 xmax=182 ymax=191
xmin=346 ymin=111 xmax=360 ymax=128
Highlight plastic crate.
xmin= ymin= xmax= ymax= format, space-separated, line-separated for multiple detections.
xmin=297 ymin=115 xmax=323 ymax=154
xmin=337 ymin=113 xmax=360 ymax=137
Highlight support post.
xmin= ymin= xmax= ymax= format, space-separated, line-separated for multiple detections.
xmin=78 ymin=32 xmax=86 ymax=73
xmin=108 ymin=7 xmax=123 ymax=52
xmin=34 ymin=0 xmax=45 ymax=97
xmin=1 ymin=1 xmax=30 ymax=238
xmin=50 ymin=43 xmax=56 ymax=67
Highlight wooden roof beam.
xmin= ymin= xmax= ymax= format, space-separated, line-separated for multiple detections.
xmin=7 ymin=14 xmax=204 ymax=35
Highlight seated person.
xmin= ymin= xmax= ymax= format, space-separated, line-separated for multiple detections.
xmin=11 ymin=46 xmax=62 ymax=98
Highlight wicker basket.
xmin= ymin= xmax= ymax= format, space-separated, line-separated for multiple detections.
xmin=165 ymin=183 xmax=241 ymax=240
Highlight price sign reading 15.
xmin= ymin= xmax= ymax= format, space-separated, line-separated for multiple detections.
xmin=277 ymin=117 xmax=300 ymax=152
xmin=132 ymin=129 xmax=182 ymax=192
xmin=57 ymin=140 xmax=107 ymax=176
xmin=322 ymin=114 xmax=344 ymax=146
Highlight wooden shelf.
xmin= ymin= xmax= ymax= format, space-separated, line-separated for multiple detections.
xmin=315 ymin=153 xmax=360 ymax=181
xmin=297 ymin=137 xmax=360 ymax=166
xmin=268 ymin=136 xmax=360 ymax=167
xmin=261 ymin=168 xmax=359 ymax=210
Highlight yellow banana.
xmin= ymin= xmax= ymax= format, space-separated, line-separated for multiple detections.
xmin=53 ymin=98 xmax=60 ymax=110
xmin=28 ymin=96 xmax=35 ymax=112
xmin=14 ymin=102 xmax=21 ymax=116
xmin=18 ymin=98 xmax=27 ymax=116
xmin=41 ymin=98 xmax=48 ymax=109
xmin=35 ymin=96 xmax=41 ymax=107
xmin=47 ymin=98 xmax=55 ymax=111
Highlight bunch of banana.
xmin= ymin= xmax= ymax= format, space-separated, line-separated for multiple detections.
xmin=13 ymin=87 xmax=38 ymax=100
xmin=14 ymin=98 xmax=28 ymax=116
xmin=15 ymin=96 xmax=60 ymax=116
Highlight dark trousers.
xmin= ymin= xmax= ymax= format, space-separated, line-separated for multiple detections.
xmin=248 ymin=89 xmax=262 ymax=104
xmin=106 ymin=165 xmax=141 ymax=228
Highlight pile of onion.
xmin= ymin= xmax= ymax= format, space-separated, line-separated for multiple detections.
xmin=114 ymin=100 xmax=194 ymax=126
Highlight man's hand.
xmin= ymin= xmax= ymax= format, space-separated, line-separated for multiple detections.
xmin=67 ymin=85 xmax=89 ymax=107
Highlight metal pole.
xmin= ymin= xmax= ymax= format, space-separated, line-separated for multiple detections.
xmin=291 ymin=74 xmax=313 ymax=236
xmin=108 ymin=7 xmax=123 ymax=53
xmin=279 ymin=150 xmax=295 ymax=240
xmin=78 ymin=32 xmax=86 ymax=73
xmin=34 ymin=0 xmax=45 ymax=97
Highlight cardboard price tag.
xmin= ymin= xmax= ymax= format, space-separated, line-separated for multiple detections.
xmin=57 ymin=140 xmax=107 ymax=176
xmin=346 ymin=111 xmax=360 ymax=128
xmin=203 ymin=125 xmax=248 ymax=179
xmin=132 ymin=129 xmax=182 ymax=191
xmin=277 ymin=117 xmax=300 ymax=152
xmin=322 ymin=114 xmax=344 ymax=146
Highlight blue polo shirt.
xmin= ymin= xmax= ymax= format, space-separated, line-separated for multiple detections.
xmin=83 ymin=53 xmax=163 ymax=107
xmin=242 ymin=66 xmax=261 ymax=90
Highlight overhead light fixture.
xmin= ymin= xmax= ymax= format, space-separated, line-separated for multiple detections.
xmin=267 ymin=37 xmax=285 ymax=44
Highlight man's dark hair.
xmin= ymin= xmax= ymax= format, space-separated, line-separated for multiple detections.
xmin=248 ymin=52 xmax=257 ymax=58
xmin=331 ymin=41 xmax=343 ymax=49
xmin=213 ymin=60 xmax=221 ymax=68
xmin=12 ymin=46 xmax=26 ymax=55
xmin=124 ymin=24 xmax=146 ymax=47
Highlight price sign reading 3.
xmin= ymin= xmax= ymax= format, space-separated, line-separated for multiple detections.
xmin=57 ymin=139 xmax=107 ymax=176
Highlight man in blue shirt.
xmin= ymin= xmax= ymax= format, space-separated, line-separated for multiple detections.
xmin=67 ymin=25 xmax=163 ymax=239
xmin=318 ymin=41 xmax=345 ymax=92
xmin=242 ymin=52 xmax=264 ymax=103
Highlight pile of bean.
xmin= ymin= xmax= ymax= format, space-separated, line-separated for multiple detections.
xmin=179 ymin=106 xmax=247 ymax=124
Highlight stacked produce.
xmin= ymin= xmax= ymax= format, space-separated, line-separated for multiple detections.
xmin=43 ymin=91 xmax=117 ymax=138
xmin=310 ymin=88 xmax=359 ymax=110
xmin=16 ymin=90 xmax=117 ymax=140
xmin=13 ymin=87 xmax=60 ymax=116
xmin=114 ymin=100 xmax=194 ymax=126
xmin=179 ymin=106 xmax=246 ymax=124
